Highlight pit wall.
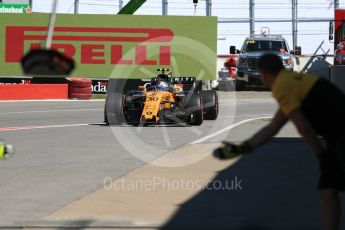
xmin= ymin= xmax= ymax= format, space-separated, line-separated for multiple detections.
xmin=0 ymin=84 xmax=68 ymax=100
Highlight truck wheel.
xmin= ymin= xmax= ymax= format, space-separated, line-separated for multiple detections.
xmin=235 ymin=80 xmax=246 ymax=91
xmin=184 ymin=93 xmax=204 ymax=126
xmin=104 ymin=93 xmax=125 ymax=125
xmin=201 ymin=90 xmax=219 ymax=120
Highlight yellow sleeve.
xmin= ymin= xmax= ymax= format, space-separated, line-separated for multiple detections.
xmin=273 ymin=78 xmax=302 ymax=115
xmin=275 ymin=92 xmax=301 ymax=115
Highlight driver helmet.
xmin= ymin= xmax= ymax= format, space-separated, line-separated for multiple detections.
xmin=157 ymin=74 xmax=170 ymax=82
xmin=157 ymin=81 xmax=169 ymax=91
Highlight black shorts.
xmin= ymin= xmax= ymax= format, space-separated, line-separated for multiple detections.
xmin=318 ymin=136 xmax=345 ymax=191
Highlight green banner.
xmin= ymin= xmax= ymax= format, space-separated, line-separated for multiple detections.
xmin=0 ymin=13 xmax=217 ymax=79
xmin=0 ymin=4 xmax=31 ymax=13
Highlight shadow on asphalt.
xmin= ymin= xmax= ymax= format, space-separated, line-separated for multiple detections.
xmin=55 ymin=219 xmax=94 ymax=230
xmin=160 ymin=137 xmax=345 ymax=230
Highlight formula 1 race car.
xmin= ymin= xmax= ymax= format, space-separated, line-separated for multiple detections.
xmin=104 ymin=69 xmax=219 ymax=126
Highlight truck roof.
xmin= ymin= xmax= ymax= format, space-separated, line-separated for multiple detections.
xmin=246 ymin=35 xmax=285 ymax=41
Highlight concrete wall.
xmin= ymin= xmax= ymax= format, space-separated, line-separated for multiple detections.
xmin=217 ymin=56 xmax=229 ymax=72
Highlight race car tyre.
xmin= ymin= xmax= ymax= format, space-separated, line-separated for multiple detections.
xmin=105 ymin=93 xmax=125 ymax=125
xmin=68 ymin=78 xmax=92 ymax=88
xmin=68 ymin=86 xmax=92 ymax=95
xmin=68 ymin=78 xmax=92 ymax=99
xmin=201 ymin=90 xmax=219 ymax=120
xmin=107 ymin=79 xmax=145 ymax=94
xmin=235 ymin=79 xmax=246 ymax=91
xmin=185 ymin=93 xmax=204 ymax=126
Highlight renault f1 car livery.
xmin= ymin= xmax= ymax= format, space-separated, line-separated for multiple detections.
xmin=104 ymin=69 xmax=218 ymax=126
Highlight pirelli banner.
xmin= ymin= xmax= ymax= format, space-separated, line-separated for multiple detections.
xmin=0 ymin=14 xmax=217 ymax=80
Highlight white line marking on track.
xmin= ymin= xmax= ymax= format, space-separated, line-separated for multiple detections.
xmin=0 ymin=109 xmax=102 ymax=115
xmin=191 ymin=116 xmax=273 ymax=144
xmin=0 ymin=124 xmax=90 ymax=132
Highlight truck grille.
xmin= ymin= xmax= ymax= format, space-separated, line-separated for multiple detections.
xmin=248 ymin=58 xmax=259 ymax=70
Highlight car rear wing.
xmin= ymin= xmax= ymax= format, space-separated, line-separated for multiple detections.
xmin=149 ymin=76 xmax=196 ymax=84
xmin=172 ymin=77 xmax=202 ymax=92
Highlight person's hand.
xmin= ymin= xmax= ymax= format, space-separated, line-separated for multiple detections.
xmin=0 ymin=144 xmax=15 ymax=160
xmin=213 ymin=141 xmax=252 ymax=160
xmin=0 ymin=145 xmax=4 ymax=160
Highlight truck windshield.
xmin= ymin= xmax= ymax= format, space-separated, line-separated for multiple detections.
xmin=242 ymin=40 xmax=288 ymax=53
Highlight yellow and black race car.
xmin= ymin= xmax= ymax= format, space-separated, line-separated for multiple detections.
xmin=104 ymin=69 xmax=218 ymax=126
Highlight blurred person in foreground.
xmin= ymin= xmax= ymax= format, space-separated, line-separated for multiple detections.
xmin=0 ymin=142 xmax=14 ymax=159
xmin=214 ymin=53 xmax=345 ymax=230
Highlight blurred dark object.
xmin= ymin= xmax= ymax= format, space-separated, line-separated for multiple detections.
xmin=21 ymin=49 xmax=75 ymax=76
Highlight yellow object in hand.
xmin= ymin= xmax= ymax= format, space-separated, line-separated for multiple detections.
xmin=0 ymin=144 xmax=5 ymax=160
xmin=0 ymin=144 xmax=15 ymax=159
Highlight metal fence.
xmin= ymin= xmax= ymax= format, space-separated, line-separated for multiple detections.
xmin=31 ymin=0 xmax=345 ymax=55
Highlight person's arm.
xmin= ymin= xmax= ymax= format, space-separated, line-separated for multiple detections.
xmin=215 ymin=110 xmax=288 ymax=159
xmin=288 ymin=108 xmax=324 ymax=155
xmin=247 ymin=110 xmax=289 ymax=149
